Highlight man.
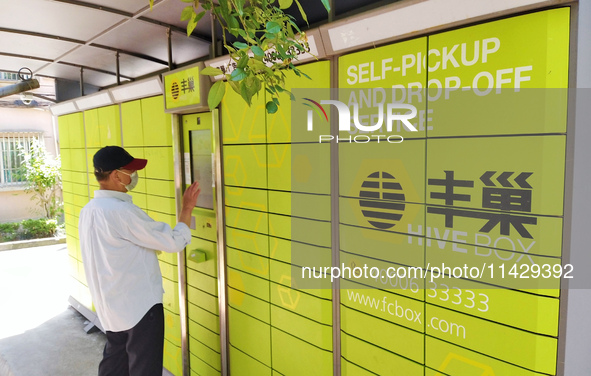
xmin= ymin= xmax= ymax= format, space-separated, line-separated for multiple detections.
xmin=79 ymin=145 xmax=200 ymax=376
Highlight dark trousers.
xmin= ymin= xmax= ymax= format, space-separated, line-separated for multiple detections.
xmin=98 ymin=303 xmax=164 ymax=376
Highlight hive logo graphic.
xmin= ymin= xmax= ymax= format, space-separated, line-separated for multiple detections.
xmin=359 ymin=171 xmax=406 ymax=230
xmin=346 ymin=160 xmax=420 ymax=245
xmin=170 ymin=80 xmax=180 ymax=100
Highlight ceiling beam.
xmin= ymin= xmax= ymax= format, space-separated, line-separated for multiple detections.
xmin=0 ymin=0 xmax=215 ymax=90
xmin=31 ymin=93 xmax=57 ymax=103
xmin=89 ymin=43 xmax=168 ymax=66
xmin=0 ymin=52 xmax=133 ymax=80
xmin=137 ymin=16 xmax=212 ymax=43
xmin=0 ymin=52 xmax=53 ymax=63
xmin=0 ymin=27 xmax=168 ymax=66
xmin=51 ymin=0 xmax=212 ymax=43
xmin=59 ymin=62 xmax=134 ymax=80
xmin=26 ymin=0 xmax=213 ymax=87
xmin=0 ymin=27 xmax=85 ymax=45
xmin=51 ymin=0 xmax=133 ymax=17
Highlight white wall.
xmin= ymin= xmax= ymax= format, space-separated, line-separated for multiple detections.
xmin=0 ymin=190 xmax=39 ymax=222
xmin=0 ymin=107 xmax=57 ymax=157
xmin=0 ymin=106 xmax=58 ymax=222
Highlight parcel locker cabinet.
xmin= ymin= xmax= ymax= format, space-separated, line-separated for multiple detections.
xmin=121 ymin=96 xmax=181 ymax=374
xmin=337 ymin=8 xmax=569 ymax=376
xmin=60 ymin=96 xmax=183 ymax=375
xmin=58 ymin=112 xmax=93 ymax=315
xmin=221 ymin=61 xmax=334 ymax=376
xmin=181 ymin=112 xmax=223 ymax=376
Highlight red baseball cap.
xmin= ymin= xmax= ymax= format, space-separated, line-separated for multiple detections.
xmin=93 ymin=146 xmax=147 ymax=172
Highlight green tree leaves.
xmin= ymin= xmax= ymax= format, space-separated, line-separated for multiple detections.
xmin=172 ymin=0 xmax=331 ymax=112
xmin=233 ymin=41 xmax=249 ymax=50
xmin=251 ymin=45 xmax=265 ymax=56
xmin=187 ymin=11 xmax=205 ymax=36
xmin=266 ymin=21 xmax=282 ymax=34
xmin=230 ymin=68 xmax=247 ymax=81
xmin=17 ymin=139 xmax=62 ymax=219
xmin=265 ymin=100 xmax=278 ymax=113
xmin=201 ymin=66 xmax=224 ymax=76
xmin=278 ymin=0 xmax=293 ymax=9
xmin=208 ymin=80 xmax=226 ymax=110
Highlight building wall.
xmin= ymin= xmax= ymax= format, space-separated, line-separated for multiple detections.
xmin=0 ymin=106 xmax=58 ymax=222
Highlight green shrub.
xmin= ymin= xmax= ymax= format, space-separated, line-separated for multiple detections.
xmin=21 ymin=219 xmax=58 ymax=239
xmin=0 ymin=222 xmax=20 ymax=242
xmin=0 ymin=219 xmax=60 ymax=242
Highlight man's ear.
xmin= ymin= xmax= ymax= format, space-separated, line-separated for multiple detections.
xmin=110 ymin=170 xmax=121 ymax=184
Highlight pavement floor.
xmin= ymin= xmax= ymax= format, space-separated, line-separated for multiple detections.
xmin=0 ymin=244 xmax=105 ymax=376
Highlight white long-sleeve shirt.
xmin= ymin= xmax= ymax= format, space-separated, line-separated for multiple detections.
xmin=79 ymin=190 xmax=191 ymax=332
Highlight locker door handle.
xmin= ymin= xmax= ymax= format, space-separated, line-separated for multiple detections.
xmin=187 ymin=249 xmax=206 ymax=263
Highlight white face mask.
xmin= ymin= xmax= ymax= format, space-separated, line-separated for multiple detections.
xmin=117 ymin=170 xmax=139 ymax=192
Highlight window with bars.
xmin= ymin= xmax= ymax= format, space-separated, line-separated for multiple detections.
xmin=0 ymin=133 xmax=42 ymax=187
xmin=0 ymin=72 xmax=19 ymax=81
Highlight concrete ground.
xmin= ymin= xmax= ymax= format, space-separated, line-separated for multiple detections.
xmin=0 ymin=244 xmax=105 ymax=376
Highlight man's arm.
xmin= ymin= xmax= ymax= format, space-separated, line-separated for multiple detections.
xmin=113 ymin=182 xmax=201 ymax=253
xmin=179 ymin=182 xmax=201 ymax=227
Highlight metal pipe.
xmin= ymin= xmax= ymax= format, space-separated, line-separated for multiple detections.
xmin=171 ymin=114 xmax=190 ymax=376
xmin=31 ymin=93 xmax=57 ymax=103
xmin=330 ymin=57 xmax=341 ymax=376
xmin=116 ymin=51 xmax=121 ymax=85
xmin=167 ymin=27 xmax=173 ymax=70
xmin=210 ymin=13 xmax=217 ymax=58
xmin=80 ymin=67 xmax=85 ymax=96
xmin=0 ymin=79 xmax=40 ymax=98
xmin=213 ymin=109 xmax=229 ymax=376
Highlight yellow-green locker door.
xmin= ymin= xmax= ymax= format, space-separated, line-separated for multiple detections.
xmin=182 ymin=112 xmax=223 ymax=376
xmin=59 ymin=112 xmax=94 ymax=312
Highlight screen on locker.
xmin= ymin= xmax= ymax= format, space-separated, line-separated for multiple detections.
xmin=190 ymin=129 xmax=214 ymax=210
